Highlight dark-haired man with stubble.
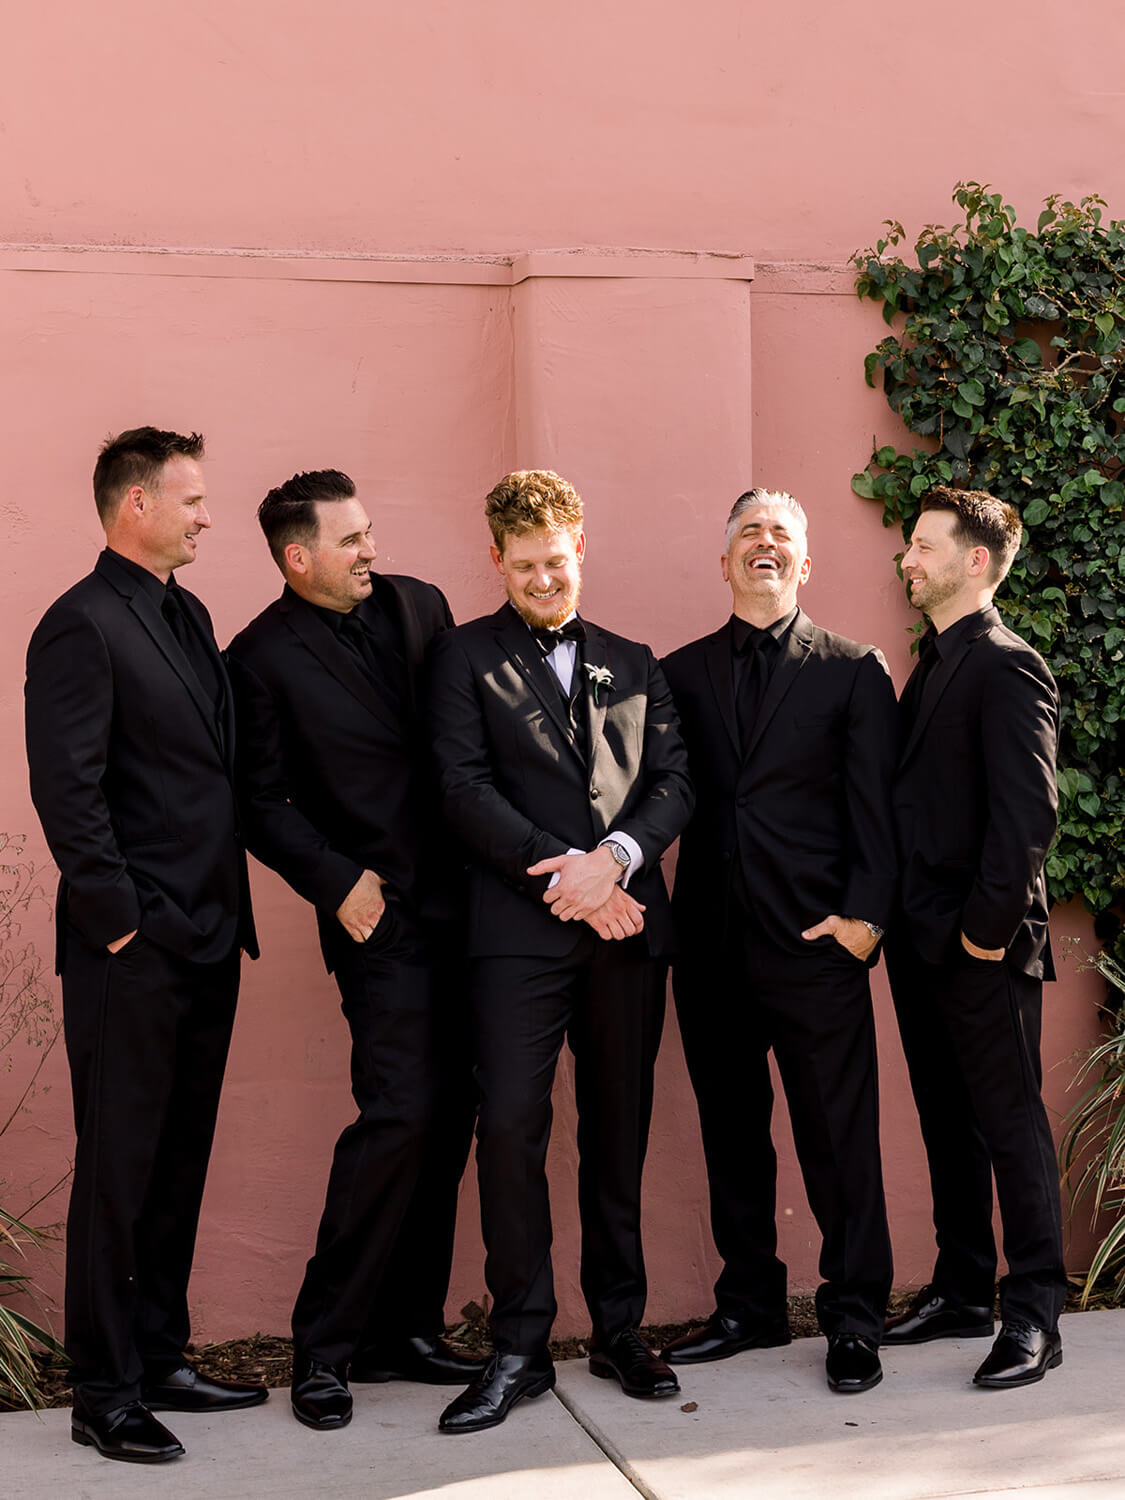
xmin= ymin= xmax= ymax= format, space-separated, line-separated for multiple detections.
xmin=225 ymin=470 xmax=483 ymax=1433
xmin=429 ymin=471 xmax=693 ymax=1433
xmin=25 ymin=428 xmax=264 ymax=1466
xmin=883 ymin=486 xmax=1066 ymax=1388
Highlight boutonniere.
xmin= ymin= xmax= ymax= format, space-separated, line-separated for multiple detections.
xmin=584 ymin=663 xmax=614 ymax=705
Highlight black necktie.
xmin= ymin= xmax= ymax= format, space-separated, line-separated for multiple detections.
xmin=735 ymin=626 xmax=773 ymax=749
xmin=161 ymin=586 xmax=222 ymax=714
xmin=902 ymin=629 xmax=940 ymax=729
xmin=532 ymin=618 xmax=586 ymax=655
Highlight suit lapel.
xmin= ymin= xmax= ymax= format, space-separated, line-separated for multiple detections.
xmin=282 ymin=592 xmax=404 ymax=738
xmin=381 ymin=574 xmax=423 ymax=712
xmin=703 ymin=626 xmax=739 ymax=754
xmin=899 ymin=609 xmax=995 ymax=767
xmin=581 ymin=622 xmax=611 ymax=756
xmin=125 ymin=588 xmax=226 ymax=758
xmin=744 ymin=610 xmax=814 ymax=760
xmin=494 ymin=605 xmax=585 ymax=767
xmin=178 ymin=589 xmax=235 ymax=766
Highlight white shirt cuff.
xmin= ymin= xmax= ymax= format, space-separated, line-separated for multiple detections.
xmin=600 ymin=831 xmax=643 ymax=888
xmin=547 ymin=847 xmax=587 ymax=889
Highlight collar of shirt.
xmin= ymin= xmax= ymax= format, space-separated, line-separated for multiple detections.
xmin=930 ymin=605 xmax=990 ymax=659
xmin=103 ymin=547 xmax=172 ymax=607
xmin=523 ymin=609 xmax=579 ymax=694
xmin=729 ymin=606 xmax=798 ymax=655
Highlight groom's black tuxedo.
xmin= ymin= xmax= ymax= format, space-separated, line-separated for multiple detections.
xmin=428 ymin=603 xmax=692 ymax=1352
xmin=663 ymin=610 xmax=897 ymax=1341
xmin=226 ymin=575 xmax=476 ymax=1368
xmin=25 ymin=548 xmax=255 ymax=1418
xmin=886 ymin=604 xmax=1066 ymax=1330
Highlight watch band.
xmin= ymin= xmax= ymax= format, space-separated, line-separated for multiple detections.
xmin=603 ymin=840 xmax=632 ymax=872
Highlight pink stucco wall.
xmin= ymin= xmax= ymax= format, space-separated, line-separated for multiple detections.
xmin=1 ymin=2 xmax=1119 ymax=1341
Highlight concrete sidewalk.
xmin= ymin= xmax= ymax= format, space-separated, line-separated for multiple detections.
xmin=3 ymin=1309 xmax=1122 ymax=1500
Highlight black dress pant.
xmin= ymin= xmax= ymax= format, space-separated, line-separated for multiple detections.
xmin=292 ymin=910 xmax=476 ymax=1366
xmin=61 ymin=928 xmax=240 ymax=1418
xmin=885 ymin=936 xmax=1066 ymax=1330
xmin=673 ymin=913 xmax=892 ymax=1342
xmin=471 ymin=931 xmax=666 ymax=1354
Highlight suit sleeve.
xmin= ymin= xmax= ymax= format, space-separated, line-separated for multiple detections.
xmin=961 ymin=649 xmax=1058 ymax=952
xmin=24 ymin=604 xmax=141 ymax=947
xmin=225 ymin=649 xmax=364 ymax=914
xmin=841 ymin=649 xmax=900 ymax=929
xmin=602 ymin=649 xmax=695 ymax=864
xmin=426 ymin=630 xmax=569 ymax=890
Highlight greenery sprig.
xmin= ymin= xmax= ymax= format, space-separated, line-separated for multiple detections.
xmin=851 ymin=183 xmax=1125 ymax=935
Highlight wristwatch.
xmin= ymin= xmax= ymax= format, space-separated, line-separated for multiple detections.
xmin=602 ymin=840 xmax=632 ymax=875
xmin=857 ymin=919 xmax=885 ymax=941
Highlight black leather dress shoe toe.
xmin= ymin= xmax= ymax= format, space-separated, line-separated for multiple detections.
xmin=662 ymin=1312 xmax=791 ymax=1365
xmin=589 ymin=1328 xmax=680 ymax=1398
xmin=143 ymin=1363 xmax=269 ymax=1412
xmin=71 ymin=1402 xmax=185 ymax=1463
xmin=883 ymin=1284 xmax=994 ymax=1345
xmin=291 ymin=1358 xmax=353 ymax=1430
xmin=973 ymin=1319 xmax=1062 ymax=1388
xmin=826 ymin=1333 xmax=883 ymax=1393
xmin=439 ymin=1353 xmax=555 ymax=1433
xmin=350 ymin=1334 xmax=489 ymax=1385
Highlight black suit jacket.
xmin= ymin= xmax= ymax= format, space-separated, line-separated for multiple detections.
xmin=24 ymin=549 xmax=256 ymax=969
xmin=427 ymin=604 xmax=694 ymax=959
xmin=893 ymin=605 xmax=1058 ymax=978
xmin=662 ymin=610 xmax=899 ymax=956
xmin=225 ymin=576 xmax=455 ymax=966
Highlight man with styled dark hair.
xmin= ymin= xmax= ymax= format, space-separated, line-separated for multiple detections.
xmin=226 ymin=469 xmax=483 ymax=1433
xmin=661 ymin=488 xmax=898 ymax=1395
xmin=883 ymin=485 xmax=1066 ymax=1388
xmin=429 ymin=470 xmax=693 ymax=1432
xmin=25 ymin=427 xmax=264 ymax=1465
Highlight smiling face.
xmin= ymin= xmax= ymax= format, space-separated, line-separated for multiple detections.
xmin=125 ymin=454 xmax=211 ymax=580
xmin=901 ymin=508 xmax=985 ymax=622
xmin=284 ymin=497 xmax=377 ymax=612
xmin=490 ymin=525 xmax=584 ymax=629
xmin=721 ymin=503 xmax=811 ymax=622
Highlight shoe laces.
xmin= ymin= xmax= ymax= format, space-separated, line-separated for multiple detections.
xmin=999 ymin=1316 xmax=1040 ymax=1347
xmin=610 ymin=1328 xmax=651 ymax=1362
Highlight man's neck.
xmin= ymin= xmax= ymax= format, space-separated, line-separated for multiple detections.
xmin=928 ymin=589 xmax=994 ymax=634
xmin=732 ymin=599 xmax=796 ymax=629
xmin=105 ymin=537 xmax=172 ymax=584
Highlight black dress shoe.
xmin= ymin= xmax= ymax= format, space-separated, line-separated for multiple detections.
xmin=826 ymin=1333 xmax=883 ymax=1394
xmin=71 ymin=1402 xmax=185 ymax=1463
xmin=589 ymin=1328 xmax=680 ymax=1398
xmin=883 ymin=1284 xmax=994 ymax=1345
xmin=662 ymin=1312 xmax=791 ymax=1365
xmin=350 ymin=1335 xmax=490 ymax=1385
xmin=142 ymin=1362 xmax=269 ymax=1412
xmin=291 ymin=1358 xmax=353 ymax=1430
xmin=439 ymin=1352 xmax=555 ymax=1433
xmin=973 ymin=1319 xmax=1062 ymax=1388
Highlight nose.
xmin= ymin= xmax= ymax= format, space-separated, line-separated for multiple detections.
xmin=359 ymin=534 xmax=377 ymax=560
xmin=531 ymin=565 xmax=553 ymax=590
xmin=196 ymin=505 xmax=212 ymax=530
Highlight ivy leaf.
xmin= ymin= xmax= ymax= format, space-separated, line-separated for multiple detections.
xmin=1022 ymin=497 xmax=1051 ymax=526
xmin=863 ymin=352 xmax=879 ymax=388
xmin=1095 ymin=312 xmax=1115 ymax=337
xmin=851 ymin=471 xmax=878 ymax=500
xmin=1008 ymin=337 xmax=1041 ymax=364
xmin=958 ymin=379 xmax=987 ymax=406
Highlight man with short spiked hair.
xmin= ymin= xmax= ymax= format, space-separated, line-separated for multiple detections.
xmin=661 ymin=487 xmax=898 ymax=1395
xmin=25 ymin=427 xmax=263 ymax=1465
xmin=883 ymin=486 xmax=1066 ymax=1388
xmin=226 ymin=469 xmax=483 ymax=1433
xmin=429 ymin=470 xmax=694 ymax=1432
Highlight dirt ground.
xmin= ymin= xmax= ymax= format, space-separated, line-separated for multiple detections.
xmin=19 ymin=1280 xmax=1107 ymax=1411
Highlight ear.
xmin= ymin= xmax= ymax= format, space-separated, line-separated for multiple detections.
xmin=574 ymin=530 xmax=586 ymax=563
xmin=284 ymin=541 xmax=309 ymax=576
xmin=125 ymin=484 xmax=147 ymax=516
xmin=798 ymin=554 xmax=812 ymax=586
xmin=489 ymin=543 xmax=504 ymax=575
xmin=720 ymin=551 xmax=731 ymax=584
xmin=967 ymin=545 xmax=992 ymax=578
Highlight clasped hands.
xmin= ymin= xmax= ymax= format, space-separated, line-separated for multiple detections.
xmin=527 ymin=846 xmax=644 ymax=942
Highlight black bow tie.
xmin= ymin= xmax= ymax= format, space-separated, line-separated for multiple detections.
xmin=532 ymin=619 xmax=586 ymax=654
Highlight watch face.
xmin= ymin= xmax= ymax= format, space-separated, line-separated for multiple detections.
xmin=607 ymin=841 xmax=630 ymax=867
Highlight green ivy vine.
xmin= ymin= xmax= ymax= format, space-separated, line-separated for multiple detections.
xmin=851 ymin=182 xmax=1125 ymax=941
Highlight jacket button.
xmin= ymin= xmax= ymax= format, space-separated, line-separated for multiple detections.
xmin=590 ymin=787 xmax=600 ymax=799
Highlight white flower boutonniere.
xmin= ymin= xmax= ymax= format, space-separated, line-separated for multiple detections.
xmin=585 ymin=663 xmax=614 ymax=705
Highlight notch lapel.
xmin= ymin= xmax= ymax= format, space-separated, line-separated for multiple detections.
xmin=898 ymin=615 xmax=991 ymax=768
xmin=703 ymin=627 xmax=739 ymax=754
xmin=581 ymin=621 xmax=611 ymax=755
xmin=282 ymin=593 xmax=404 ymax=738
xmin=127 ymin=590 xmax=226 ymax=758
xmin=744 ymin=611 xmax=814 ymax=761
xmin=494 ymin=606 xmax=586 ymax=768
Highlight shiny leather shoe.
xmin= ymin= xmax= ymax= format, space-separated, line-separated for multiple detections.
xmin=439 ymin=1352 xmax=555 ymax=1433
xmin=662 ymin=1312 xmax=791 ymax=1365
xmin=973 ymin=1319 xmax=1062 ymax=1388
xmin=291 ymin=1357 xmax=353 ymax=1430
xmin=826 ymin=1333 xmax=883 ymax=1393
xmin=142 ymin=1362 xmax=269 ymax=1412
xmin=71 ymin=1402 xmax=185 ymax=1463
xmin=589 ymin=1328 xmax=680 ymax=1398
xmin=883 ymin=1284 xmax=994 ymax=1345
xmin=350 ymin=1334 xmax=490 ymax=1385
